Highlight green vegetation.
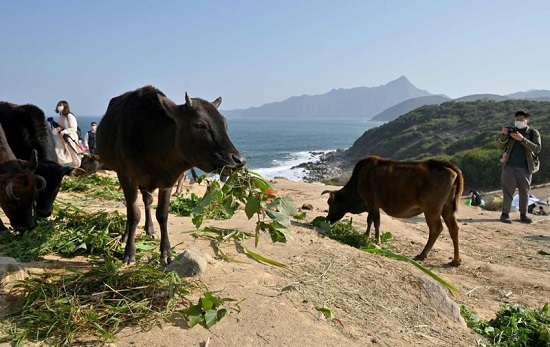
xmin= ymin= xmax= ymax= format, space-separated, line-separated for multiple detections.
xmin=461 ymin=303 xmax=550 ymax=346
xmin=61 ymin=174 xmax=124 ymax=201
xmin=345 ymin=100 xmax=550 ymax=191
xmin=0 ymin=203 xmax=126 ymax=261
xmin=170 ymin=191 xmax=231 ymax=220
xmin=0 ymin=259 xmax=191 ymax=346
xmin=191 ymin=168 xmax=305 ymax=245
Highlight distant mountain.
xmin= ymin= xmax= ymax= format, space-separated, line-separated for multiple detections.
xmin=370 ymin=95 xmax=451 ymax=121
xmin=506 ymin=89 xmax=550 ymax=99
xmin=454 ymin=94 xmax=511 ymax=102
xmin=223 ymin=76 xmax=432 ymax=119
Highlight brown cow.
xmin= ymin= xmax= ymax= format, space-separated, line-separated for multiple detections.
xmin=323 ymin=156 xmax=464 ymax=266
xmin=0 ymin=124 xmax=46 ymax=232
xmin=97 ymin=86 xmax=245 ymax=264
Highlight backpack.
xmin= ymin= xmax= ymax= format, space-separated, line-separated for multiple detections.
xmin=470 ymin=191 xmax=482 ymax=206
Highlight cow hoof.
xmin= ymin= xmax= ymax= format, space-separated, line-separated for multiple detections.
xmin=413 ymin=254 xmax=427 ymax=261
xmin=449 ymin=259 xmax=461 ymax=267
xmin=123 ymin=255 xmax=136 ymax=265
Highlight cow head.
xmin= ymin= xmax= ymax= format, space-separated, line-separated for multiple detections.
xmin=0 ymin=151 xmax=46 ymax=231
xmin=32 ymin=161 xmax=84 ymax=217
xmin=168 ymin=93 xmax=245 ymax=176
xmin=80 ymin=154 xmax=104 ymax=175
xmin=322 ymin=188 xmax=368 ymax=224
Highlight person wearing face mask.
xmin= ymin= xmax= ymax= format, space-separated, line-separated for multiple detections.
xmin=52 ymin=100 xmax=82 ymax=167
xmin=497 ymin=110 xmax=542 ymax=224
xmin=83 ymin=122 xmax=98 ymax=154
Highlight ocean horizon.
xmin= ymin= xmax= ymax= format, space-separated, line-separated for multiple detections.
xmin=76 ymin=115 xmax=382 ymax=181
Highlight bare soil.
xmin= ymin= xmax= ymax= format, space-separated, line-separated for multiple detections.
xmin=2 ymin=176 xmax=550 ymax=347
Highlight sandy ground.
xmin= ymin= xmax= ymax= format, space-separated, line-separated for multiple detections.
xmin=1 ymin=176 xmax=550 ymax=347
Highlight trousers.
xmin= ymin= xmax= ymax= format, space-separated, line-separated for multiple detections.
xmin=501 ymin=165 xmax=532 ymax=214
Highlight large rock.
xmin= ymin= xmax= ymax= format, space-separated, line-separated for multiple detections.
xmin=415 ymin=275 xmax=466 ymax=327
xmin=0 ymin=256 xmax=26 ymax=285
xmin=166 ymin=248 xmax=210 ymax=277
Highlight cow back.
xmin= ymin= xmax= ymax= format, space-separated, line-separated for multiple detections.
xmin=0 ymin=102 xmax=58 ymax=163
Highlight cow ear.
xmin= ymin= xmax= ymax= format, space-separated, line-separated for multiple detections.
xmin=211 ymin=97 xmax=222 ymax=109
xmin=185 ymin=92 xmax=193 ymax=107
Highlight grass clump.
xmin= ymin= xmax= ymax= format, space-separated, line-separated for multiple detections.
xmin=0 ymin=259 xmax=192 ymax=346
xmin=0 ymin=202 xmax=126 ymax=261
xmin=461 ymin=303 xmax=550 ymax=346
xmin=61 ymin=174 xmax=124 ymax=201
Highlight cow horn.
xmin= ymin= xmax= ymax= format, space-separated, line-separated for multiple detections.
xmin=6 ymin=182 xmax=20 ymax=201
xmin=185 ymin=92 xmax=193 ymax=107
xmin=35 ymin=175 xmax=47 ymax=191
xmin=211 ymin=97 xmax=222 ymax=108
xmin=321 ymin=190 xmax=336 ymax=196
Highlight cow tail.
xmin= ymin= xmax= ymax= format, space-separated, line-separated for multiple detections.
xmin=452 ymin=165 xmax=465 ymax=212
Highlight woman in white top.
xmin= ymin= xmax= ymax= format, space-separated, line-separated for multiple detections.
xmin=53 ymin=100 xmax=81 ymax=167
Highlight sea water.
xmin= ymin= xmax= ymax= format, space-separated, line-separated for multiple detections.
xmin=76 ymin=115 xmax=382 ymax=181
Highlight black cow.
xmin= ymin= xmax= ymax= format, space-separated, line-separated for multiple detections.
xmin=0 ymin=102 xmax=84 ymax=218
xmin=97 ymin=86 xmax=245 ymax=264
xmin=323 ymin=156 xmax=464 ymax=266
xmin=0 ymin=124 xmax=46 ymax=231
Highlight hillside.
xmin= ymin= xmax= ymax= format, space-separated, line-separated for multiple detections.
xmin=223 ymin=76 xmax=432 ymax=119
xmin=371 ymin=95 xmax=451 ymax=121
xmin=305 ymin=100 xmax=550 ymax=191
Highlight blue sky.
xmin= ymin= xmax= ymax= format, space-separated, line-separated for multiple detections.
xmin=2 ymin=1 xmax=550 ymax=116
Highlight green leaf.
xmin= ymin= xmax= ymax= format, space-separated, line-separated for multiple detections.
xmin=245 ymin=195 xmax=261 ymax=219
xmin=204 ymin=309 xmax=219 ymax=328
xmin=315 ymin=307 xmax=335 ymax=319
xmin=311 ymin=216 xmax=332 ymax=233
xmin=242 ymin=245 xmax=289 ymax=269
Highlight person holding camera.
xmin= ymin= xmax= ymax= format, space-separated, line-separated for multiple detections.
xmin=51 ymin=100 xmax=82 ymax=167
xmin=497 ymin=110 xmax=542 ymax=224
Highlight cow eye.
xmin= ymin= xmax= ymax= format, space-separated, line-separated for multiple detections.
xmin=194 ymin=122 xmax=208 ymax=129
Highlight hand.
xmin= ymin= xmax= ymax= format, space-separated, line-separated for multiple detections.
xmin=501 ymin=126 xmax=509 ymax=135
xmin=510 ymin=132 xmax=524 ymax=142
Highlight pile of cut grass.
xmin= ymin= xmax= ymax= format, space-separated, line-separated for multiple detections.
xmin=61 ymin=173 xmax=124 ymax=201
xmin=1 ymin=259 xmax=192 ymax=346
xmin=0 ymin=202 xmax=126 ymax=261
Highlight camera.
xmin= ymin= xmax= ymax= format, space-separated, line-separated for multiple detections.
xmin=506 ymin=126 xmax=518 ymax=134
xmin=46 ymin=117 xmax=61 ymax=129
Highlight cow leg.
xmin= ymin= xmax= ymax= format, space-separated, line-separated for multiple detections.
xmin=156 ymin=187 xmax=173 ymax=264
xmin=372 ymin=210 xmax=381 ymax=243
xmin=442 ymin=207 xmax=461 ymax=266
xmin=139 ymin=186 xmax=155 ymax=237
xmin=365 ymin=213 xmax=373 ymax=238
xmin=119 ymin=175 xmax=140 ymax=264
xmin=415 ymin=213 xmax=443 ymax=262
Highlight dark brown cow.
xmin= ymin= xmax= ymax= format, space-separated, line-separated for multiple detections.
xmin=0 ymin=124 xmax=46 ymax=232
xmin=97 ymin=86 xmax=245 ymax=264
xmin=0 ymin=102 xmax=83 ymax=218
xmin=323 ymin=156 xmax=464 ymax=266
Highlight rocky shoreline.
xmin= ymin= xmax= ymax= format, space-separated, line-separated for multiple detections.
xmin=291 ymin=149 xmax=352 ymax=183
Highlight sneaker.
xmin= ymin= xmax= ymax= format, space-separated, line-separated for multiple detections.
xmin=520 ymin=214 xmax=533 ymax=224
xmin=500 ymin=213 xmax=512 ymax=224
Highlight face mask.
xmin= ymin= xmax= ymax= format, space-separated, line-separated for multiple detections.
xmin=57 ymin=105 xmax=64 ymax=112
xmin=515 ymin=120 xmax=527 ymax=129
xmin=91 ymin=126 xmax=97 ymax=131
